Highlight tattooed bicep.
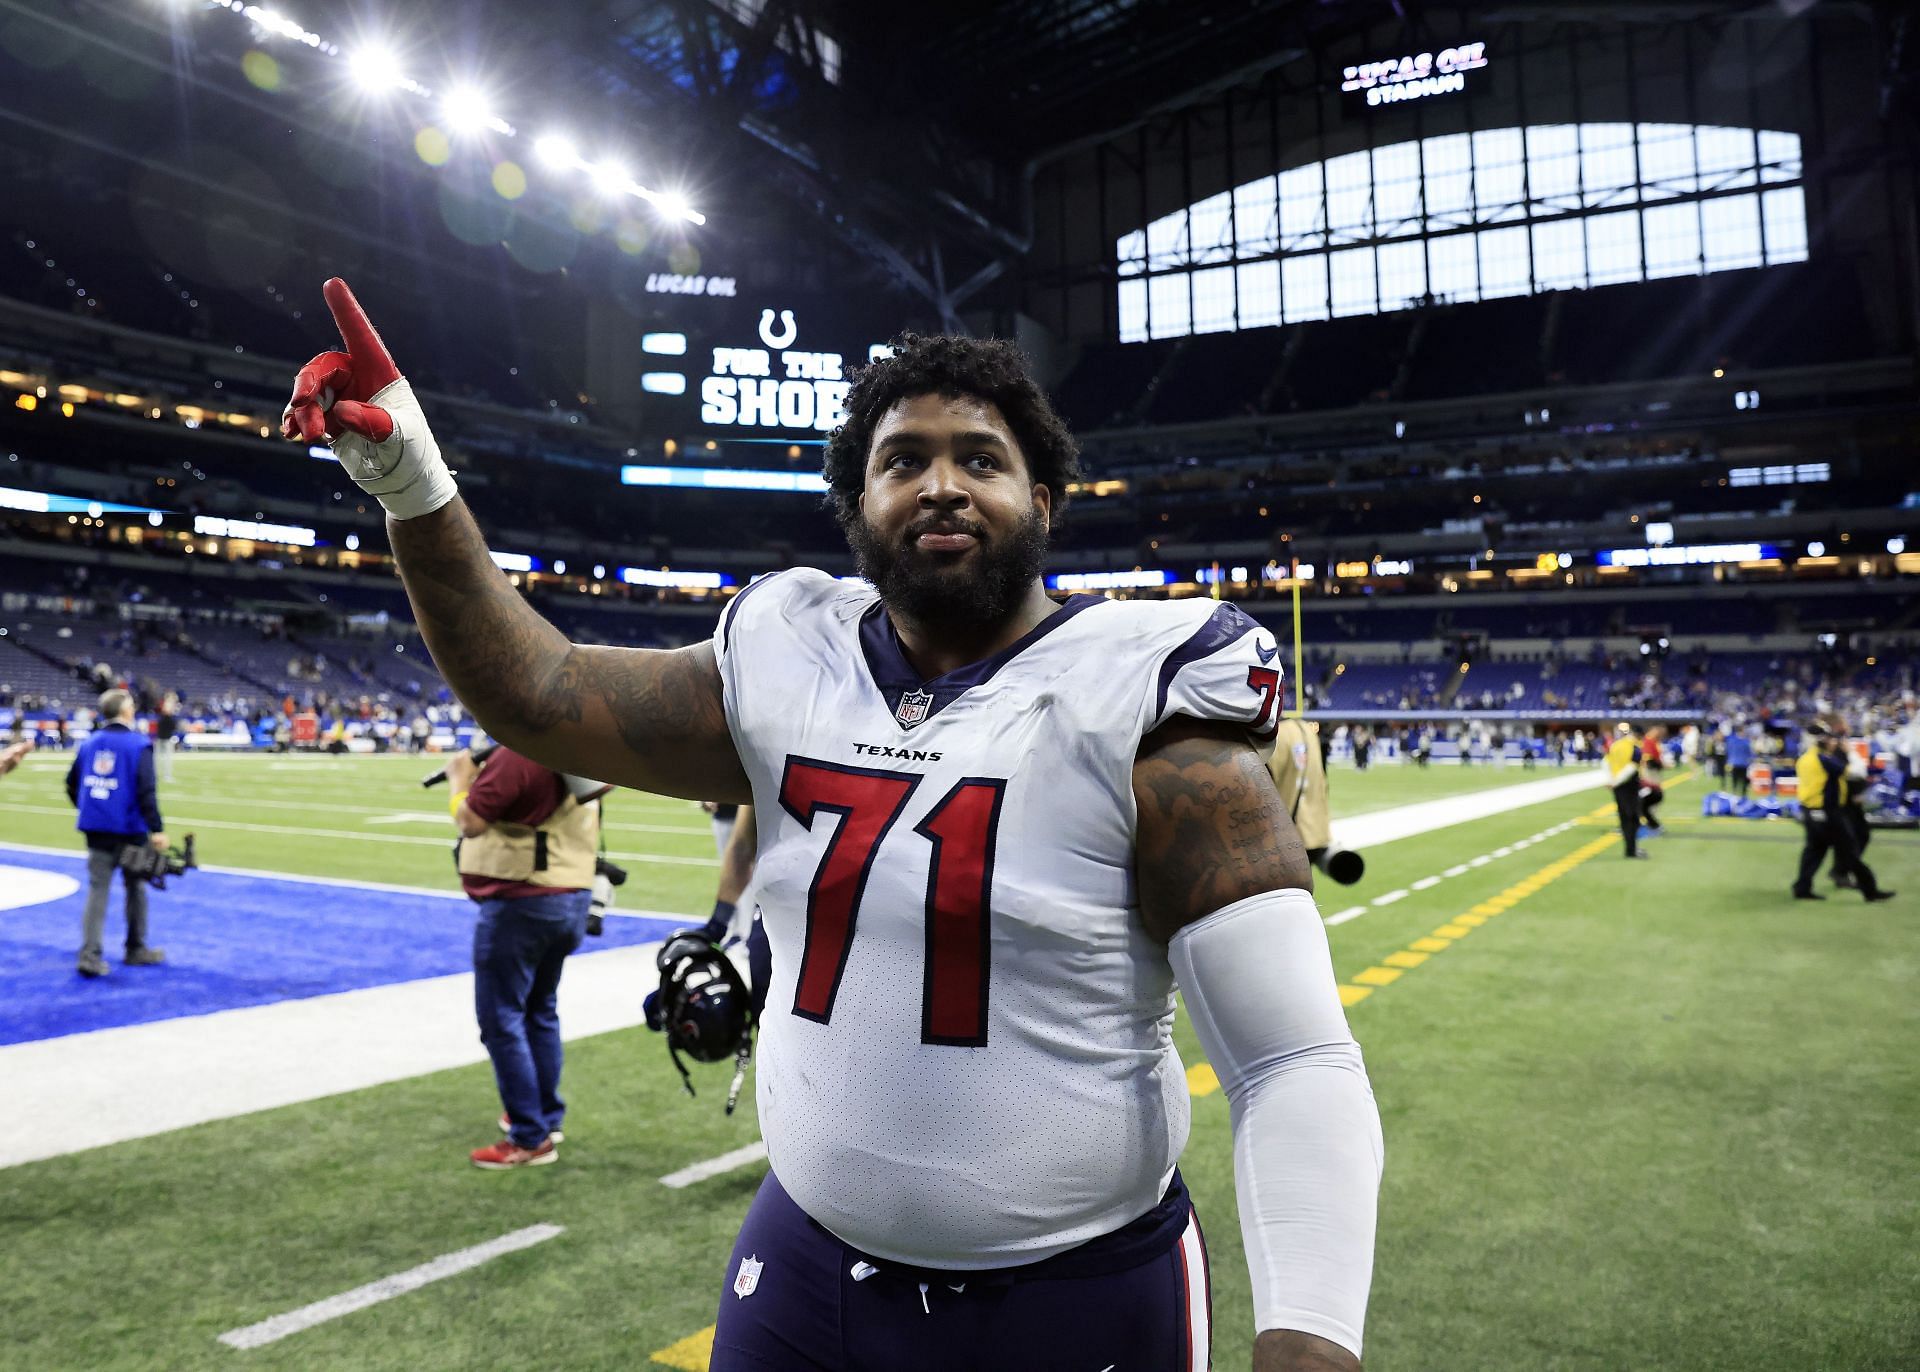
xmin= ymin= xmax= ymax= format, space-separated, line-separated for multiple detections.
xmin=1131 ymin=717 xmax=1313 ymax=944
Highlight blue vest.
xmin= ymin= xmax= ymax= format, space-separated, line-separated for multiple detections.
xmin=75 ymin=726 xmax=150 ymax=835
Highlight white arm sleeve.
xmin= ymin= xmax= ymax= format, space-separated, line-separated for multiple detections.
xmin=1168 ymin=888 xmax=1384 ymax=1360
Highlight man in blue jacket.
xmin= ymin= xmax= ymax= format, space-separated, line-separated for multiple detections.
xmin=65 ymin=689 xmax=168 ymax=978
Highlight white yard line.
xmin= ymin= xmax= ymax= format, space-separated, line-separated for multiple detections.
xmin=1370 ymin=889 xmax=1409 ymax=906
xmin=1323 ymin=906 xmax=1369 ymax=927
xmin=659 ymin=1141 xmax=770 ymax=1189
xmin=215 ymin=1224 xmax=564 ymax=1349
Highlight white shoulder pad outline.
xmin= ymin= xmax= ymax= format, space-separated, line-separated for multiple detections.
xmin=1149 ymin=600 xmax=1285 ymax=741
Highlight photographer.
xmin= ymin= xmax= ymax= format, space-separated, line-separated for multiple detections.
xmin=65 ymin=689 xmax=167 ymax=978
xmin=446 ymin=745 xmax=610 ymax=1169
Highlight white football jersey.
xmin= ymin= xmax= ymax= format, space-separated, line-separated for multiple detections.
xmin=715 ymin=568 xmax=1283 ymax=1269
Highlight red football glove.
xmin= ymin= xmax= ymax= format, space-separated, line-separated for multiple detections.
xmin=280 ymin=279 xmax=456 ymax=519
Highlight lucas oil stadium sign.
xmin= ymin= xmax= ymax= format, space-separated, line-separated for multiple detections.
xmin=1341 ymin=41 xmax=1487 ymax=106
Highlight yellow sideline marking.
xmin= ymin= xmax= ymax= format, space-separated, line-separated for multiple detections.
xmin=650 ymin=1324 xmax=716 ymax=1370
xmin=1333 ymin=773 xmax=1696 ymax=1007
xmin=1187 ymin=1063 xmax=1221 ymax=1097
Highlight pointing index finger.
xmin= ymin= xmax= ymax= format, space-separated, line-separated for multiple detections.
xmin=321 ymin=277 xmax=400 ymax=389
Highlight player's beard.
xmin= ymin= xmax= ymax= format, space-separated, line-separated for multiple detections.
xmin=846 ymin=505 xmax=1051 ymax=632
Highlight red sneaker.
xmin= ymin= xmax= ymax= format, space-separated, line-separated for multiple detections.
xmin=469 ymin=1136 xmax=557 ymax=1170
xmin=499 ymin=1114 xmax=563 ymax=1143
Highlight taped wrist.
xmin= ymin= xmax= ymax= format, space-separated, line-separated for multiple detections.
xmin=329 ymin=377 xmax=458 ymax=520
xmin=1169 ymin=888 xmax=1384 ymax=1359
xmin=700 ymin=900 xmax=737 ymax=943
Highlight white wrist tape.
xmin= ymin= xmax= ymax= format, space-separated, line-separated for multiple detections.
xmin=1169 ymin=888 xmax=1384 ymax=1359
xmin=328 ymin=377 xmax=458 ymax=520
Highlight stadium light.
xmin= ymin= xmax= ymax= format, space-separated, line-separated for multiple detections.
xmin=589 ymin=159 xmax=633 ymax=197
xmin=1889 ymin=537 xmax=1907 ymax=555
xmin=653 ymin=191 xmax=691 ymax=221
xmin=534 ymin=133 xmax=579 ymax=169
xmin=346 ymin=43 xmax=405 ymax=93
xmin=443 ymin=85 xmax=512 ymax=136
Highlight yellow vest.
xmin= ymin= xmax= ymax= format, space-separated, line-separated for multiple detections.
xmin=1268 ymin=718 xmax=1331 ymax=850
xmin=456 ymin=794 xmax=599 ymax=890
xmin=1795 ymin=748 xmax=1834 ymax=813
xmin=1605 ymin=735 xmax=1639 ymax=784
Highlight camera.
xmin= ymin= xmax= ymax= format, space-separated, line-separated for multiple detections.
xmin=586 ymin=854 xmax=629 ymax=936
xmin=118 ymin=834 xmax=198 ymax=889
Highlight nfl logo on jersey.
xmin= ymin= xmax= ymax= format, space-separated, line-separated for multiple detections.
xmin=733 ymin=1254 xmax=763 ymax=1300
xmin=895 ymin=688 xmax=933 ymax=728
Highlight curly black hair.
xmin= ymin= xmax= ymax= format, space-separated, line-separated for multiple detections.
xmin=820 ymin=332 xmax=1083 ymax=530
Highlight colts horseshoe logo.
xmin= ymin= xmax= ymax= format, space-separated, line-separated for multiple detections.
xmin=758 ymin=308 xmax=797 ymax=349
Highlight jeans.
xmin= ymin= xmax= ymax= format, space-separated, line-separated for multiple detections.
xmin=473 ymin=889 xmax=590 ymax=1147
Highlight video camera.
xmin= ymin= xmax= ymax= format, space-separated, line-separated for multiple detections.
xmin=586 ymin=855 xmax=628 ymax=937
xmin=118 ymin=834 xmax=198 ymax=890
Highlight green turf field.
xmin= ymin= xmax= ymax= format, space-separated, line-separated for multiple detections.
xmin=3 ymin=756 xmax=1916 ymax=1370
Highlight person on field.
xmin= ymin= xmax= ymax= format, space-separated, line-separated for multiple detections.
xmin=66 ymin=689 xmax=168 ymax=978
xmin=1791 ymin=725 xmax=1892 ymax=904
xmin=1607 ymin=722 xmax=1649 ymax=860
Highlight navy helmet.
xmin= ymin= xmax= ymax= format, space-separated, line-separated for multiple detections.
xmin=647 ymin=932 xmax=754 ymax=1102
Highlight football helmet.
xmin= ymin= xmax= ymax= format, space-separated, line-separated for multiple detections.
xmin=647 ymin=932 xmax=754 ymax=1107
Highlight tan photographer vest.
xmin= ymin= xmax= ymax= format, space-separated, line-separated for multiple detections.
xmin=456 ymin=794 xmax=599 ymax=890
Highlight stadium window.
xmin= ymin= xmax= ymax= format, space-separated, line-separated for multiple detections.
xmin=1235 ymin=260 xmax=1282 ymax=328
xmin=1148 ymin=272 xmax=1191 ymax=339
xmin=1426 ymin=233 xmax=1480 ymax=302
xmin=1324 ymin=151 xmax=1374 ymax=244
xmin=1471 ymin=128 xmax=1528 ymax=222
xmin=1328 ymin=245 xmax=1378 ymax=316
xmin=1701 ymin=194 xmax=1764 ymax=271
xmin=1524 ymin=125 xmax=1582 ymax=215
xmin=1189 ymin=265 xmax=1237 ymax=334
xmin=1477 ymin=225 xmax=1532 ymax=299
xmin=1281 ymin=253 xmax=1330 ymax=323
xmin=1585 ymin=209 xmax=1643 ymax=286
xmin=1189 ymin=192 xmax=1235 ymax=264
xmin=1642 ymin=201 xmax=1703 ymax=278
xmin=1117 ymin=279 xmax=1149 ymax=343
xmin=1762 ymin=187 xmax=1809 ymax=263
xmin=1233 ymin=176 xmax=1279 ymax=256
xmin=1579 ymin=123 xmax=1637 ymax=208
xmin=1376 ymin=240 xmax=1428 ymax=309
xmin=1420 ymin=133 xmax=1474 ymax=230
xmin=1530 ymin=218 xmax=1587 ymax=291
xmin=1113 ymin=121 xmax=1807 ymax=341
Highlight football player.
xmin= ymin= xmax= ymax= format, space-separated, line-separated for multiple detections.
xmin=284 ymin=280 xmax=1383 ymax=1372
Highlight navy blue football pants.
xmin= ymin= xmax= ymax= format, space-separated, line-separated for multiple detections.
xmin=711 ymin=1169 xmax=1214 ymax=1372
xmin=472 ymin=889 xmax=588 ymax=1148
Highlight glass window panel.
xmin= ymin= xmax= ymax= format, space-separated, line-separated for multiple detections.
xmin=1758 ymin=129 xmax=1801 ymax=183
xmin=1189 ymin=191 xmax=1234 ymax=265
xmin=1422 ymin=133 xmax=1475 ymax=229
xmin=1477 ymin=225 xmax=1531 ymax=298
xmin=1118 ymin=278 xmax=1149 ymax=342
xmin=1375 ymin=240 xmax=1427 ymax=310
xmin=1236 ymin=260 xmax=1282 ymax=328
xmin=1642 ymin=201 xmax=1702 ymax=277
xmin=1146 ymin=210 xmax=1190 ymax=272
xmin=1531 ymin=218 xmax=1586 ymax=290
xmin=1148 ymin=272 xmax=1192 ymax=338
xmin=1580 ymin=122 xmax=1637 ymax=207
xmin=1525 ymin=124 xmax=1581 ymax=214
xmin=1234 ymin=176 xmax=1279 ymax=256
xmin=1277 ymin=165 xmax=1325 ymax=250
xmin=1636 ymin=124 xmax=1696 ymax=198
xmin=1585 ymin=209 xmax=1643 ymax=286
xmin=1695 ymin=125 xmax=1757 ymax=191
xmin=1427 ymin=233 xmax=1480 ymax=302
xmin=1371 ymin=142 xmax=1423 ymax=237
xmin=1190 ymin=265 xmax=1238 ymax=333
xmin=1116 ymin=228 xmax=1146 ymax=277
xmin=1328 ymin=245 xmax=1377 ymax=316
xmin=1762 ymin=186 xmax=1809 ymax=263
xmin=1324 ymin=151 xmax=1373 ymax=244
xmin=1701 ymin=194 xmax=1763 ymax=271
xmin=1473 ymin=129 xmax=1527 ymax=221
xmin=1282 ymin=253 xmax=1330 ymax=322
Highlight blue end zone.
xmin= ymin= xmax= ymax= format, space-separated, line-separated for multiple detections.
xmin=0 ymin=846 xmax=690 ymax=1046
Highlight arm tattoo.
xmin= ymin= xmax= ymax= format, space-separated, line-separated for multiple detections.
xmin=386 ymin=499 xmax=745 ymax=799
xmin=1133 ymin=717 xmax=1313 ymax=944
